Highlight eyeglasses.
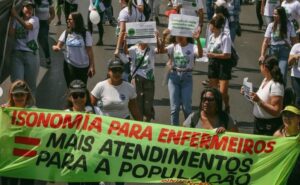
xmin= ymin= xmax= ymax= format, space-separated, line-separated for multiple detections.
xmin=111 ymin=68 xmax=124 ymax=74
xmin=12 ymin=93 xmax=27 ymax=98
xmin=71 ymin=93 xmax=85 ymax=99
xmin=202 ymin=97 xmax=215 ymax=102
xmin=67 ymin=18 xmax=73 ymax=21
xmin=259 ymin=61 xmax=266 ymax=65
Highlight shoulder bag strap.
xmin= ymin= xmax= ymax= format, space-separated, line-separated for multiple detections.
xmin=131 ymin=47 xmax=149 ymax=77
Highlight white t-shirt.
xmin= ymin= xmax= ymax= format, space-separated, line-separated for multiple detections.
xmin=91 ymin=80 xmax=137 ymax=119
xmin=35 ymin=0 xmax=53 ymax=20
xmin=207 ymin=32 xmax=231 ymax=54
xmin=89 ymin=0 xmax=105 ymax=11
xmin=281 ymin=0 xmax=300 ymax=22
xmin=118 ymin=6 xmax=145 ymax=23
xmin=253 ymin=79 xmax=284 ymax=119
xmin=13 ymin=16 xmax=39 ymax=52
xmin=264 ymin=0 xmax=280 ymax=17
xmin=129 ymin=45 xmax=156 ymax=80
xmin=167 ymin=43 xmax=198 ymax=70
xmin=59 ymin=30 xmax=93 ymax=68
xmin=205 ymin=18 xmax=231 ymax=47
xmin=180 ymin=0 xmax=204 ymax=17
xmin=289 ymin=43 xmax=300 ymax=78
xmin=265 ymin=22 xmax=296 ymax=45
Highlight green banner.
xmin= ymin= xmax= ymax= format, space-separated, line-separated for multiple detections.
xmin=0 ymin=107 xmax=299 ymax=184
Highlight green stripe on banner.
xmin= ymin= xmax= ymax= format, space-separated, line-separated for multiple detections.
xmin=0 ymin=107 xmax=299 ymax=184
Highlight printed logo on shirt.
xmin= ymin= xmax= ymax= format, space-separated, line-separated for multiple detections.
xmin=66 ymin=35 xmax=83 ymax=47
xmin=135 ymin=53 xmax=149 ymax=69
xmin=119 ymin=94 xmax=126 ymax=101
xmin=272 ymin=29 xmax=283 ymax=42
xmin=15 ymin=25 xmax=27 ymax=39
xmin=174 ymin=52 xmax=189 ymax=68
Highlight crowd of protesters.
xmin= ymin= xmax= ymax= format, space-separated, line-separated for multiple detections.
xmin=1 ymin=0 xmax=300 ymax=184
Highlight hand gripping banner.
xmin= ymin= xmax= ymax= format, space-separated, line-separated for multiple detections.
xmin=0 ymin=107 xmax=299 ymax=184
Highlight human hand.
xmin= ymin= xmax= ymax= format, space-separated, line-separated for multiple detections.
xmin=258 ymin=55 xmax=265 ymax=62
xmin=216 ymin=127 xmax=226 ymax=134
xmin=52 ymin=45 xmax=61 ymax=52
xmin=207 ymin=53 xmax=215 ymax=58
xmin=250 ymin=92 xmax=261 ymax=103
xmin=88 ymin=66 xmax=95 ymax=78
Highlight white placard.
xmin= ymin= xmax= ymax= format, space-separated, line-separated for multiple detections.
xmin=126 ymin=21 xmax=157 ymax=45
xmin=168 ymin=14 xmax=199 ymax=37
xmin=243 ymin=77 xmax=253 ymax=102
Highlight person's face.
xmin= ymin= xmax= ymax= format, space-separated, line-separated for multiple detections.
xmin=259 ymin=60 xmax=268 ymax=74
xmin=273 ymin=10 xmax=279 ymax=22
xmin=201 ymin=92 xmax=217 ymax=114
xmin=282 ymin=112 xmax=300 ymax=131
xmin=109 ymin=67 xmax=124 ymax=81
xmin=209 ymin=24 xmax=217 ymax=33
xmin=71 ymin=92 xmax=86 ymax=107
xmin=175 ymin=36 xmax=187 ymax=45
xmin=22 ymin=5 xmax=33 ymax=18
xmin=12 ymin=92 xmax=28 ymax=107
xmin=67 ymin=15 xmax=75 ymax=28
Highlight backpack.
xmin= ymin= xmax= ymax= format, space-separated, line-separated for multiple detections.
xmin=134 ymin=0 xmax=151 ymax=21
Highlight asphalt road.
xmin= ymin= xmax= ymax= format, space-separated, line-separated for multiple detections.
xmin=0 ymin=1 xmax=280 ymax=185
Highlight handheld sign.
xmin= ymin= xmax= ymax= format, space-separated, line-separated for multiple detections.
xmin=243 ymin=77 xmax=253 ymax=101
xmin=126 ymin=21 xmax=156 ymax=45
xmin=168 ymin=14 xmax=199 ymax=37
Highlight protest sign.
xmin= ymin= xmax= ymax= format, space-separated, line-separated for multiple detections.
xmin=181 ymin=0 xmax=199 ymax=16
xmin=168 ymin=14 xmax=199 ymax=37
xmin=243 ymin=77 xmax=253 ymax=101
xmin=0 ymin=107 xmax=299 ymax=184
xmin=126 ymin=21 xmax=156 ymax=45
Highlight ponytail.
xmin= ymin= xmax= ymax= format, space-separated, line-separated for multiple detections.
xmin=264 ymin=55 xmax=284 ymax=85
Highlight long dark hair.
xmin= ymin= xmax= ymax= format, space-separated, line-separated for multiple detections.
xmin=214 ymin=5 xmax=230 ymax=20
xmin=67 ymin=12 xmax=86 ymax=39
xmin=199 ymin=88 xmax=229 ymax=128
xmin=127 ymin=0 xmax=133 ymax=15
xmin=210 ymin=14 xmax=225 ymax=29
xmin=263 ymin=55 xmax=284 ymax=84
xmin=273 ymin=7 xmax=288 ymax=40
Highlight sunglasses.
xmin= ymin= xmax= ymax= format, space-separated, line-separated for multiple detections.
xmin=71 ymin=93 xmax=85 ymax=99
xmin=202 ymin=97 xmax=215 ymax=102
xmin=111 ymin=68 xmax=124 ymax=74
xmin=12 ymin=93 xmax=27 ymax=98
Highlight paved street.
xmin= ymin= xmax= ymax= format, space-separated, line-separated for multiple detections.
xmin=0 ymin=1 xmax=282 ymax=185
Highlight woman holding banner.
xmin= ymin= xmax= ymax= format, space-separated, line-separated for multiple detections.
xmin=207 ymin=14 xmax=232 ymax=113
xmin=160 ymin=28 xmax=203 ymax=126
xmin=1 ymin=80 xmax=35 ymax=185
xmin=183 ymin=88 xmax=238 ymax=133
xmin=273 ymin=105 xmax=300 ymax=185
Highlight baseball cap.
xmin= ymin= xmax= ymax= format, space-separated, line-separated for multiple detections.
xmin=108 ymin=59 xmax=124 ymax=69
xmin=22 ymin=1 xmax=35 ymax=8
xmin=69 ymin=80 xmax=86 ymax=93
xmin=11 ymin=83 xmax=30 ymax=94
xmin=281 ymin=106 xmax=300 ymax=115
